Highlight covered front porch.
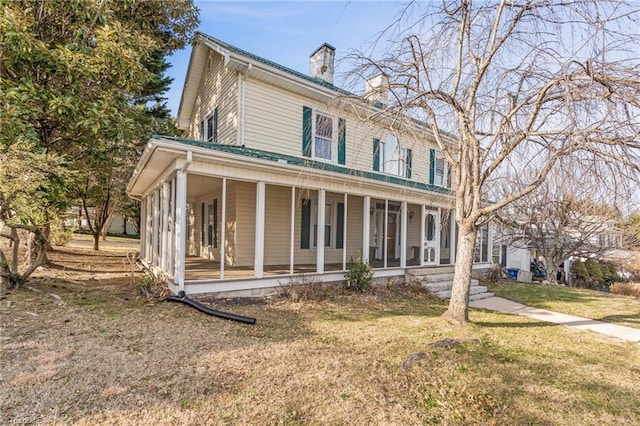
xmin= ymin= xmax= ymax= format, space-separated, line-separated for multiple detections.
xmin=131 ymin=138 xmax=458 ymax=296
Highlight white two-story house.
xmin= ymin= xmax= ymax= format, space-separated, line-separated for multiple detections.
xmin=127 ymin=32 xmax=494 ymax=296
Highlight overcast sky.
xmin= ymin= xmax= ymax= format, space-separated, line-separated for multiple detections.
xmin=165 ymin=0 xmax=405 ymax=116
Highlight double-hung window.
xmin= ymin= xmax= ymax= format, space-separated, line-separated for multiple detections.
xmin=381 ymin=134 xmax=406 ymax=177
xmin=302 ymin=106 xmax=346 ymax=165
xmin=312 ymin=202 xmax=332 ymax=248
xmin=474 ymin=224 xmax=489 ymax=263
xmin=200 ymin=107 xmax=218 ymax=142
xmin=374 ymin=134 xmax=412 ymax=178
xmin=435 ymin=156 xmax=448 ymax=187
xmin=314 ymin=113 xmax=334 ymax=161
xmin=206 ymin=199 xmax=218 ymax=248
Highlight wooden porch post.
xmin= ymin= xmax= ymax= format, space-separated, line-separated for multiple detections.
xmin=290 ymin=186 xmax=295 ymax=275
xmin=363 ymin=196 xmax=370 ymax=263
xmin=401 ymin=201 xmax=407 ymax=268
xmin=342 ymin=193 xmax=348 ymax=271
xmin=420 ymin=204 xmax=426 ymax=267
xmin=450 ymin=208 xmax=456 ymax=264
xmin=174 ymin=170 xmax=187 ymax=293
xmin=152 ymin=189 xmax=160 ymax=266
xmin=316 ymin=189 xmax=325 ymax=273
xmin=160 ymin=182 xmax=169 ymax=272
xmin=220 ymin=178 xmax=227 ymax=280
xmin=384 ymin=199 xmax=388 ymax=269
xmin=255 ymin=181 xmax=265 ymax=278
xmin=146 ymin=196 xmax=153 ymax=263
xmin=140 ymin=196 xmax=147 ymax=261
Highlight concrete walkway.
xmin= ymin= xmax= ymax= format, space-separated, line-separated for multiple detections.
xmin=470 ymin=296 xmax=640 ymax=343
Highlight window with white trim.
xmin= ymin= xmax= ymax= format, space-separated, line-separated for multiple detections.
xmin=200 ymin=108 xmax=218 ymax=142
xmin=314 ymin=113 xmax=335 ymax=161
xmin=312 ymin=202 xmax=333 ymax=248
xmin=206 ymin=199 xmax=218 ymax=248
xmin=434 ymin=152 xmax=449 ymax=187
xmin=381 ymin=134 xmax=406 ymax=177
xmin=474 ymin=224 xmax=489 ymax=263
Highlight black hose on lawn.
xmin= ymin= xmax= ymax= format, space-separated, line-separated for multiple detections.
xmin=166 ymin=294 xmax=256 ymax=325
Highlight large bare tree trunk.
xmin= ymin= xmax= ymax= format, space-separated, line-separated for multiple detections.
xmin=445 ymin=223 xmax=476 ymax=323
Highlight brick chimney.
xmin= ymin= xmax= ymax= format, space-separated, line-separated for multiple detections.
xmin=310 ymin=43 xmax=335 ymax=84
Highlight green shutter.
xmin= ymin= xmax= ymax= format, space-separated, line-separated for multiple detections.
xmin=429 ymin=149 xmax=435 ymax=185
xmin=373 ymin=138 xmax=380 ymax=171
xmin=338 ymin=118 xmax=346 ymax=165
xmin=213 ymin=198 xmax=218 ymax=248
xmin=302 ymin=106 xmax=312 ymax=157
xmin=213 ymin=107 xmax=218 ymax=143
xmin=406 ymin=148 xmax=412 ymax=179
xmin=200 ymin=120 xmax=205 ymax=141
xmin=336 ymin=202 xmax=344 ymax=249
xmin=300 ymin=199 xmax=311 ymax=249
xmin=446 ymin=166 xmax=452 ymax=189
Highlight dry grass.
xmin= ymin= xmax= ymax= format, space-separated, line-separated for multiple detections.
xmin=1 ymin=245 xmax=639 ymax=425
xmin=610 ymin=282 xmax=640 ymax=298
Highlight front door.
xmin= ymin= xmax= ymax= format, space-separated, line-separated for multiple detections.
xmin=423 ymin=209 xmax=440 ymax=265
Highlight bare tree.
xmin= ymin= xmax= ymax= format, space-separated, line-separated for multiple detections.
xmin=496 ymin=167 xmax=626 ymax=284
xmin=348 ymin=1 xmax=640 ymax=322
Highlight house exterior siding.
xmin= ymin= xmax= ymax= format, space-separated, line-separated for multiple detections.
xmin=187 ymin=51 xmax=239 ymax=144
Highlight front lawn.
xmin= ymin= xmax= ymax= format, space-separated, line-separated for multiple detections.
xmin=1 ymin=246 xmax=639 ymax=425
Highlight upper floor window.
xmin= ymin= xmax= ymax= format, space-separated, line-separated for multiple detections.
xmin=200 ymin=107 xmax=218 ymax=143
xmin=302 ymin=106 xmax=346 ymax=165
xmin=381 ymin=134 xmax=405 ymax=177
xmin=373 ymin=135 xmax=412 ymax=178
xmin=314 ymin=113 xmax=334 ymax=161
xmin=430 ymin=149 xmax=450 ymax=188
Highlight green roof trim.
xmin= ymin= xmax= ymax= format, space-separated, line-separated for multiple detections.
xmin=152 ymin=135 xmax=453 ymax=196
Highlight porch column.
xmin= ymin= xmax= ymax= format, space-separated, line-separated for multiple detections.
xmin=290 ymin=186 xmax=295 ymax=274
xmin=140 ymin=196 xmax=147 ymax=260
xmin=400 ymin=201 xmax=407 ymax=268
xmin=254 ymin=181 xmax=265 ymax=278
xmin=160 ymin=182 xmax=169 ymax=271
xmin=169 ymin=178 xmax=176 ymax=276
xmin=384 ymin=199 xmax=388 ymax=269
xmin=487 ymin=220 xmax=493 ymax=264
xmin=220 ymin=178 xmax=227 ymax=279
xmin=450 ymin=209 xmax=456 ymax=264
xmin=174 ymin=170 xmax=187 ymax=293
xmin=362 ymin=196 xmax=370 ymax=263
xmin=420 ymin=204 xmax=426 ymax=266
xmin=146 ymin=196 xmax=153 ymax=263
xmin=152 ymin=189 xmax=160 ymax=265
xmin=316 ymin=189 xmax=326 ymax=273
xmin=342 ymin=193 xmax=348 ymax=271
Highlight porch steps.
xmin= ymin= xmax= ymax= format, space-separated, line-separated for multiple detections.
xmin=406 ymin=266 xmax=494 ymax=301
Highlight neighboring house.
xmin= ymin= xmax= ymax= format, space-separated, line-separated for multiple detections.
xmin=126 ymin=32 xmax=495 ymax=296
xmin=64 ymin=207 xmax=138 ymax=236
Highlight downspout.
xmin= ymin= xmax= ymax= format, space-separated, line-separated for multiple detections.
xmin=240 ymin=63 xmax=252 ymax=147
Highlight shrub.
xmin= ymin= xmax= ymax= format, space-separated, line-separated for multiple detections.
xmin=344 ymin=255 xmax=373 ymax=292
xmin=571 ymin=259 xmax=589 ymax=285
xmin=585 ymin=259 xmax=604 ymax=284
xmin=609 ymin=282 xmax=640 ymax=298
xmin=51 ymin=225 xmax=74 ymax=246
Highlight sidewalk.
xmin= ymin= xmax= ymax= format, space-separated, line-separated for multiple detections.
xmin=469 ymin=296 xmax=640 ymax=343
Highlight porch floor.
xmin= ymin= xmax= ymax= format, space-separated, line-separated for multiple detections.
xmin=184 ymin=256 xmax=422 ymax=281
